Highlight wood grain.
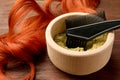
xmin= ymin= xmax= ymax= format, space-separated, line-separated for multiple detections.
xmin=0 ymin=0 xmax=120 ymax=80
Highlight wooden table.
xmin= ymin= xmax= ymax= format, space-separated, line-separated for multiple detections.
xmin=0 ymin=0 xmax=120 ymax=80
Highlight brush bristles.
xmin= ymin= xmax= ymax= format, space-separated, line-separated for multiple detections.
xmin=66 ymin=36 xmax=87 ymax=50
xmin=66 ymin=14 xmax=104 ymax=30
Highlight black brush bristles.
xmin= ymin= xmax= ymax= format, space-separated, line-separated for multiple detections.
xmin=65 ymin=13 xmax=105 ymax=29
xmin=65 ymin=13 xmax=106 ymax=50
xmin=66 ymin=36 xmax=88 ymax=50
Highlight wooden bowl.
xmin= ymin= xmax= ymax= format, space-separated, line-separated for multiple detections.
xmin=45 ymin=12 xmax=114 ymax=75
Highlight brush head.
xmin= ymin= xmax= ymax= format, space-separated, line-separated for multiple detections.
xmin=66 ymin=13 xmax=105 ymax=29
xmin=65 ymin=13 xmax=105 ymax=50
xmin=66 ymin=36 xmax=87 ymax=49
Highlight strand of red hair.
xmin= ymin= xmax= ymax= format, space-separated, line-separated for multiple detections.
xmin=45 ymin=0 xmax=100 ymax=15
xmin=0 ymin=0 xmax=100 ymax=80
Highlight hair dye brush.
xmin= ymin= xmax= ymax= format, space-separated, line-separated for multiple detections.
xmin=66 ymin=12 xmax=120 ymax=50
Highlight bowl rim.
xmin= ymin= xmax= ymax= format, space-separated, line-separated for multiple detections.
xmin=46 ymin=12 xmax=115 ymax=57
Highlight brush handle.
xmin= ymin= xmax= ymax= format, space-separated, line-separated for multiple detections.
xmin=67 ymin=19 xmax=120 ymax=40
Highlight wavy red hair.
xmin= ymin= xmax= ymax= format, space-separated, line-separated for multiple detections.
xmin=0 ymin=0 xmax=100 ymax=80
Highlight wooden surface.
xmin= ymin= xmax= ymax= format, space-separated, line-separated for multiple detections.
xmin=0 ymin=0 xmax=120 ymax=80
